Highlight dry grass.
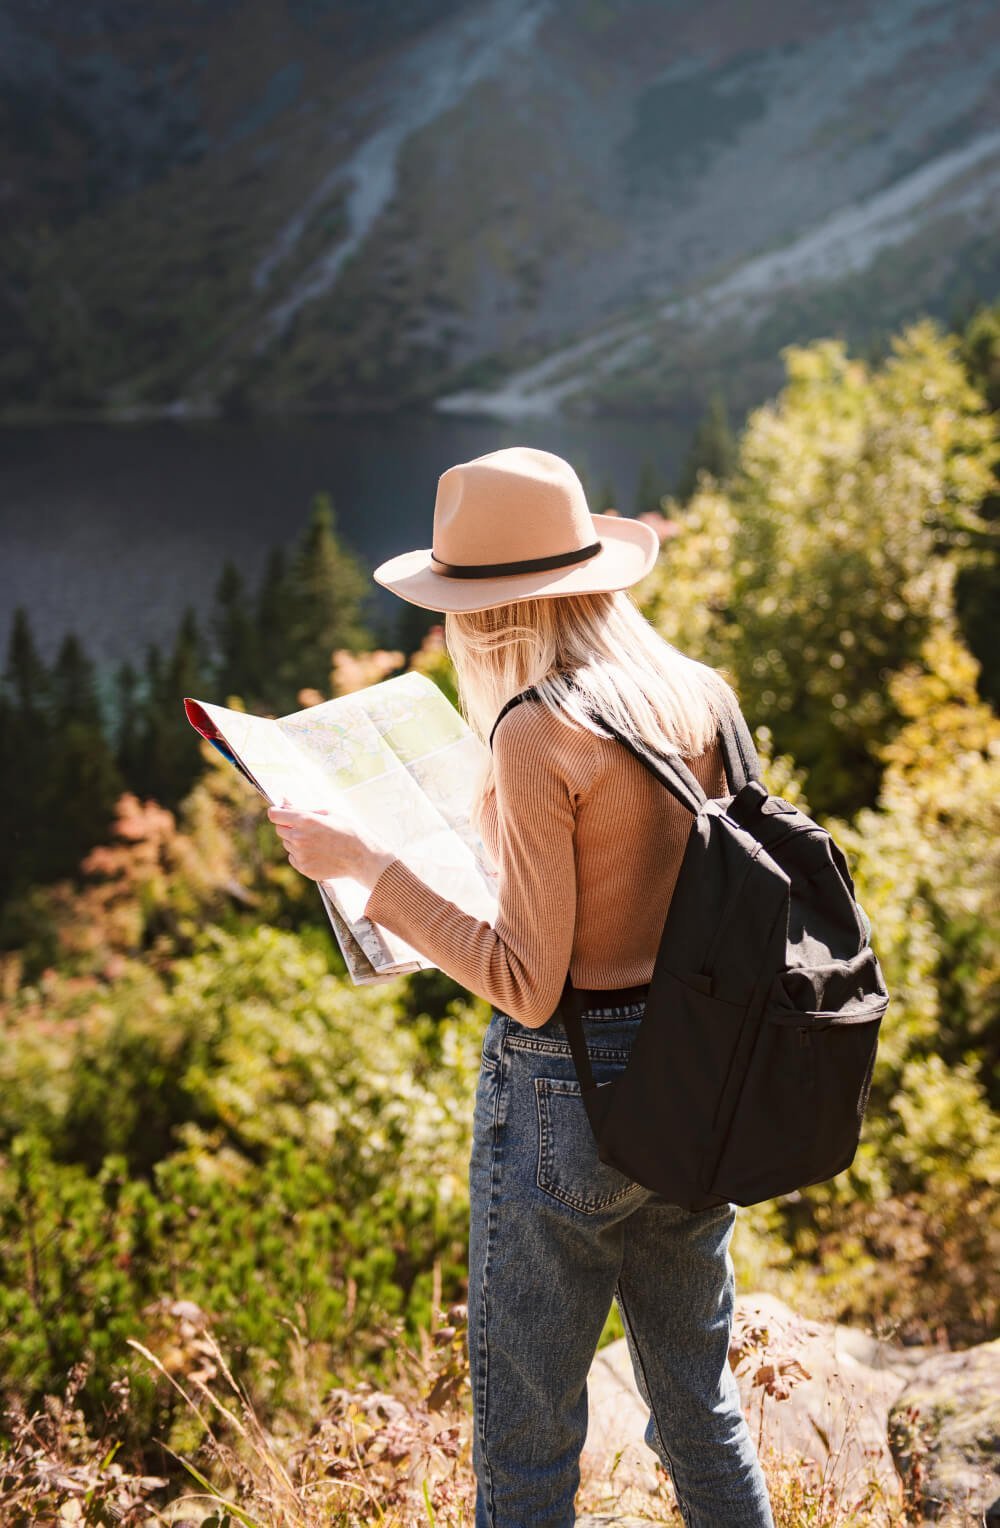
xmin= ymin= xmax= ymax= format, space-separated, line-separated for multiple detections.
xmin=574 ymin=1311 xmax=917 ymax=1528
xmin=0 ymin=1290 xmax=935 ymax=1527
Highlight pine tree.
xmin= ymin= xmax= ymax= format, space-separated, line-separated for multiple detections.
xmin=50 ymin=632 xmax=98 ymax=727
xmin=169 ymin=607 xmax=209 ymax=702
xmin=4 ymin=606 xmax=49 ymax=717
xmin=634 ymin=457 xmax=666 ymax=516
xmin=129 ymin=626 xmax=208 ymax=809
xmin=281 ymin=493 xmax=372 ymax=701
xmin=212 ymin=559 xmax=259 ymax=703
xmin=1 ymin=619 xmax=123 ymax=896
xmin=395 ymin=600 xmax=441 ymax=662
xmin=113 ymin=659 xmax=144 ymax=782
xmin=675 ymin=390 xmax=738 ymax=502
xmin=1 ymin=610 xmax=52 ymax=900
xmin=127 ymin=642 xmax=165 ymax=801
xmin=596 ymin=477 xmax=618 ymax=512
xmin=255 ymin=546 xmax=296 ymax=711
xmin=147 ymin=606 xmax=211 ymax=806
xmin=35 ymin=629 xmax=122 ymax=886
xmin=956 ymin=299 xmax=1000 ymax=707
xmin=0 ymin=681 xmax=26 ymax=907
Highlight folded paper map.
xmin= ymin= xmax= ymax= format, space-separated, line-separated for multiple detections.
xmin=183 ymin=672 xmax=498 ymax=984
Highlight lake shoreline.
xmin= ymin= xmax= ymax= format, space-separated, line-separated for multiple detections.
xmin=0 ymin=395 xmax=682 ymax=430
xmin=2 ymin=413 xmax=691 ymax=671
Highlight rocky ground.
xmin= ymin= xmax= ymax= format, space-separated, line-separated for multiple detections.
xmin=580 ymin=1291 xmax=1000 ymax=1525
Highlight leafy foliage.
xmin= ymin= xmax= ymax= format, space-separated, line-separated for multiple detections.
xmin=955 ymin=297 xmax=1000 ymax=706
xmin=640 ymin=318 xmax=999 ymax=817
xmin=731 ymin=322 xmax=997 ymax=815
xmin=631 ymin=317 xmax=1000 ymax=1341
xmin=0 ymin=924 xmax=485 ymax=1437
xmin=736 ymin=629 xmax=1000 ymax=1344
xmin=407 ymin=625 xmax=460 ymax=711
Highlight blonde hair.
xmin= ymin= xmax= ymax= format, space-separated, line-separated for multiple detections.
xmin=445 ymin=589 xmax=738 ymax=821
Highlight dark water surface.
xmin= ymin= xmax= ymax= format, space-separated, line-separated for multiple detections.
xmin=1 ymin=411 xmax=689 ymax=689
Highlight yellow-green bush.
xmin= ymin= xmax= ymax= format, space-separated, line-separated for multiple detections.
xmin=0 ymin=925 xmax=485 ymax=1442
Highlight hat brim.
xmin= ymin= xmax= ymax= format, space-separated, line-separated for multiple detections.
xmin=372 ymin=513 xmax=660 ymax=613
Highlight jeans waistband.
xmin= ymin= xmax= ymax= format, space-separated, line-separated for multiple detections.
xmin=570 ymin=982 xmax=649 ymax=1011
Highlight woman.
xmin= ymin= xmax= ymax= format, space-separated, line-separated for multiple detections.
xmin=268 ymin=446 xmax=776 ymax=1528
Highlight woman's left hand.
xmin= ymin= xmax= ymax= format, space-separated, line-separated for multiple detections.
xmin=267 ymin=797 xmax=395 ymax=889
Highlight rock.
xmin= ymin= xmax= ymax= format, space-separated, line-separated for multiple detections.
xmin=582 ymin=1289 xmax=943 ymax=1506
xmin=887 ymin=1337 xmax=1000 ymax=1523
xmin=584 ymin=1338 xmax=663 ymax=1499
xmin=730 ymin=1291 xmax=932 ymax=1502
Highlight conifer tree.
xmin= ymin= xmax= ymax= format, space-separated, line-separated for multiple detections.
xmin=0 ymin=618 xmax=123 ymax=895
xmin=4 ymin=606 xmax=49 ymax=717
xmin=0 ymin=687 xmax=15 ymax=905
xmin=36 ymin=636 xmax=123 ymax=887
xmin=956 ymin=300 xmax=1000 ymax=708
xmin=169 ymin=606 xmax=210 ymax=705
xmin=596 ymin=477 xmax=618 ymax=512
xmin=50 ymin=633 xmax=97 ymax=726
xmin=675 ymin=390 xmax=738 ymax=502
xmin=1 ymin=610 xmax=52 ymax=900
xmin=395 ymin=600 xmax=440 ymax=663
xmin=113 ymin=659 xmax=144 ymax=782
xmin=128 ymin=614 xmax=210 ymax=809
xmin=212 ymin=559 xmax=259 ymax=703
xmin=255 ymin=546 xmax=296 ymax=711
xmin=154 ymin=607 xmax=211 ymax=806
xmin=634 ymin=456 xmax=666 ymax=516
xmin=280 ymin=493 xmax=372 ymax=701
xmin=126 ymin=642 xmax=165 ymax=801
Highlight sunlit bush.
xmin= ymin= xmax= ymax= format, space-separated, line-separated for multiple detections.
xmin=739 ymin=629 xmax=1000 ymax=1341
xmin=0 ymin=924 xmax=485 ymax=1436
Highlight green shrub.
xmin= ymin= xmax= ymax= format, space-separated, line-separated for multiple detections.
xmin=0 ymin=926 xmax=485 ymax=1430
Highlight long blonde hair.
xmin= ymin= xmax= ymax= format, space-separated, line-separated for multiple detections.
xmin=445 ymin=589 xmax=738 ymax=819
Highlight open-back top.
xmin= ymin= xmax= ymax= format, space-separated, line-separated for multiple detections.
xmin=363 ymin=696 xmax=729 ymax=1026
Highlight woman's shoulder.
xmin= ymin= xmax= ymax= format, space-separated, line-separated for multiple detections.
xmin=491 ymin=694 xmax=734 ymax=806
xmin=491 ymin=695 xmax=567 ymax=752
xmin=491 ymin=697 xmax=599 ymax=784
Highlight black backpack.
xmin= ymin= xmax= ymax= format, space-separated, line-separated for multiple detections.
xmin=489 ymin=685 xmax=890 ymax=1212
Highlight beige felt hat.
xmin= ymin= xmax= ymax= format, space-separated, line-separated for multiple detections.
xmin=373 ymin=445 xmax=660 ymax=613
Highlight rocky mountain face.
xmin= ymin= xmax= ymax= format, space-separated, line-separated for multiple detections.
xmin=2 ymin=0 xmax=998 ymax=421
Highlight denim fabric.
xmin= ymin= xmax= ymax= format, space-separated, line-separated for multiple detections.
xmin=467 ymin=998 xmax=775 ymax=1528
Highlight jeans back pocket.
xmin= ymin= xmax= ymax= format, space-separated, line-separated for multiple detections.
xmin=534 ymin=1074 xmax=643 ymax=1214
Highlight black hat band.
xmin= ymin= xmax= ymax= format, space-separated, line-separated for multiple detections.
xmin=430 ymin=540 xmax=602 ymax=579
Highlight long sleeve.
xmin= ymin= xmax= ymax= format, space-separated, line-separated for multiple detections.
xmin=362 ymin=703 xmax=581 ymax=1026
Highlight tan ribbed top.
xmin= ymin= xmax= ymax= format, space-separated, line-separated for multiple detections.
xmin=363 ymin=698 xmax=728 ymax=1027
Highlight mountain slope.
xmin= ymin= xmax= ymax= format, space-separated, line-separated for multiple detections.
xmin=1 ymin=0 xmax=998 ymax=419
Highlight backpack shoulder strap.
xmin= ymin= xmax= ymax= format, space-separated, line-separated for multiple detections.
xmin=616 ymin=694 xmax=761 ymax=812
xmin=487 ymin=681 xmax=758 ymax=818
xmin=488 ymin=685 xmax=541 ymax=750
xmin=718 ymin=692 xmax=763 ymax=792
xmin=586 ymin=717 xmax=710 ymax=816
xmin=488 ymin=683 xmax=702 ymax=812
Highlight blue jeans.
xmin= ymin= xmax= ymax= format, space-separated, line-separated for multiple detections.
xmin=467 ymin=997 xmax=775 ymax=1528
